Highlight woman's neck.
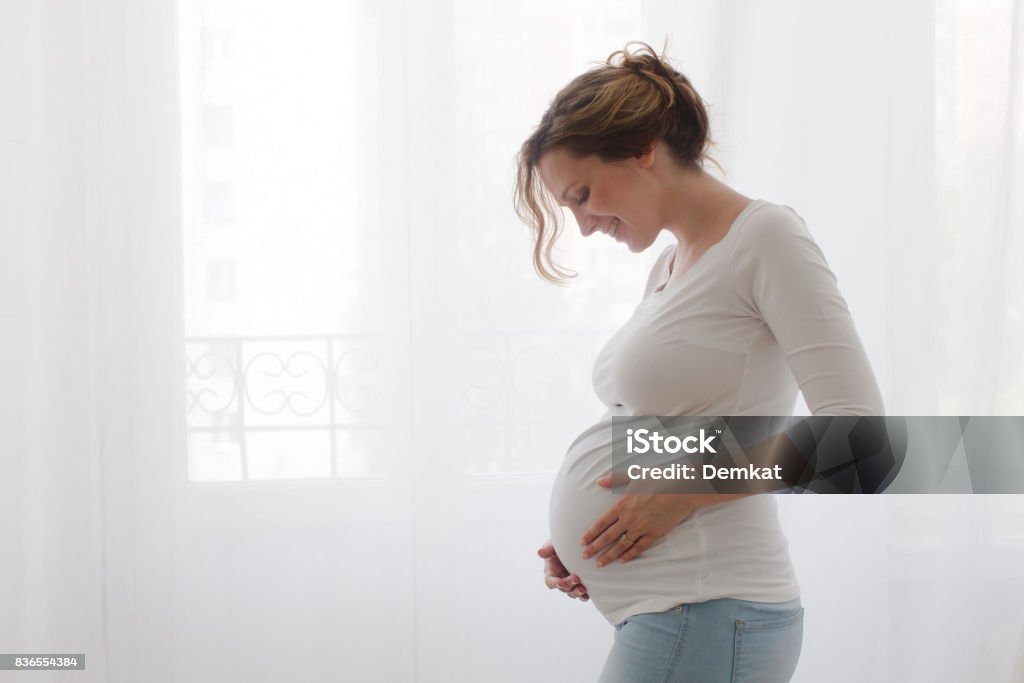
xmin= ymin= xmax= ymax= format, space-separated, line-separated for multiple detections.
xmin=660 ymin=166 xmax=751 ymax=250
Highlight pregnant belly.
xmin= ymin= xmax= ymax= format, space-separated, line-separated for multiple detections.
xmin=548 ymin=418 xmax=704 ymax=620
xmin=548 ymin=420 xmax=619 ymax=575
xmin=549 ymin=416 xmax=800 ymax=624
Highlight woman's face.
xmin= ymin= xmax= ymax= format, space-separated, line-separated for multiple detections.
xmin=536 ymin=146 xmax=662 ymax=253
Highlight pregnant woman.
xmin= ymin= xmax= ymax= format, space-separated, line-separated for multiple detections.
xmin=515 ymin=43 xmax=884 ymax=682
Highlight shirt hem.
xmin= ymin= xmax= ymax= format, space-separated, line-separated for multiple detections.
xmin=600 ymin=586 xmax=803 ymax=627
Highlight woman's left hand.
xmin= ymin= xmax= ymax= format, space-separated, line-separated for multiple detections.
xmin=581 ymin=476 xmax=749 ymax=567
xmin=580 ymin=474 xmax=700 ymax=567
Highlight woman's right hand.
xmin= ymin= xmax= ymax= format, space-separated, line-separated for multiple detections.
xmin=537 ymin=540 xmax=589 ymax=601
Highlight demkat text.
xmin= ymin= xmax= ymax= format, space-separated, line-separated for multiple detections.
xmin=624 ymin=428 xmax=783 ymax=481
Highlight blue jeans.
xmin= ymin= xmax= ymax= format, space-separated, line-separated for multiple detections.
xmin=599 ymin=598 xmax=804 ymax=683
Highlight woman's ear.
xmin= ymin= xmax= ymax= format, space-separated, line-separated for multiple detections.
xmin=636 ymin=143 xmax=656 ymax=169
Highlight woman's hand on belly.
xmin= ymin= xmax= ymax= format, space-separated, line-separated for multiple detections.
xmin=537 ymin=540 xmax=589 ymax=601
xmin=580 ymin=474 xmax=752 ymax=567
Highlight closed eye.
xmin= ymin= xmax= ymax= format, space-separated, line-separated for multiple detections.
xmin=576 ymin=188 xmax=590 ymax=206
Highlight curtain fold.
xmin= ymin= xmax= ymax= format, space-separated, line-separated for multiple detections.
xmin=986 ymin=0 xmax=1024 ymax=414
xmin=3 ymin=1 xmax=183 ymax=680
xmin=2 ymin=1 xmax=108 ymax=678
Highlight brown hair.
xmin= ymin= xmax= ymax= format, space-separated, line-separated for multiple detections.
xmin=514 ymin=41 xmax=718 ymax=283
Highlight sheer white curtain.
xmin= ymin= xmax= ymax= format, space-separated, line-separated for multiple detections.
xmin=2 ymin=1 xmax=1023 ymax=682
xmin=2 ymin=1 xmax=186 ymax=680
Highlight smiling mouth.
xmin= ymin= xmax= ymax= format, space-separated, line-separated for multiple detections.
xmin=609 ymin=217 xmax=621 ymax=239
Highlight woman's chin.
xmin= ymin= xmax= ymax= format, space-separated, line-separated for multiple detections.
xmin=624 ymin=234 xmax=650 ymax=254
xmin=634 ymin=234 xmax=664 ymax=254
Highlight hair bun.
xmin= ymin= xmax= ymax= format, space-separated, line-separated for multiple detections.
xmin=622 ymin=54 xmax=648 ymax=72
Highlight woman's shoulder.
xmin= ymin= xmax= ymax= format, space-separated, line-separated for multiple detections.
xmin=728 ymin=200 xmax=819 ymax=263
xmin=728 ymin=200 xmax=837 ymax=301
xmin=734 ymin=200 xmax=808 ymax=241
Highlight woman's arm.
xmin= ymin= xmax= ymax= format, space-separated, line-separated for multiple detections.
xmin=580 ymin=484 xmax=752 ymax=567
xmin=580 ymin=428 xmax=803 ymax=565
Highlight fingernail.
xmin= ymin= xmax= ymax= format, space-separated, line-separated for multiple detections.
xmin=581 ymin=551 xmax=590 ymax=559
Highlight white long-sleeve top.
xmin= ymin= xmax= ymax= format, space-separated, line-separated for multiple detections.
xmin=548 ymin=199 xmax=883 ymax=625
